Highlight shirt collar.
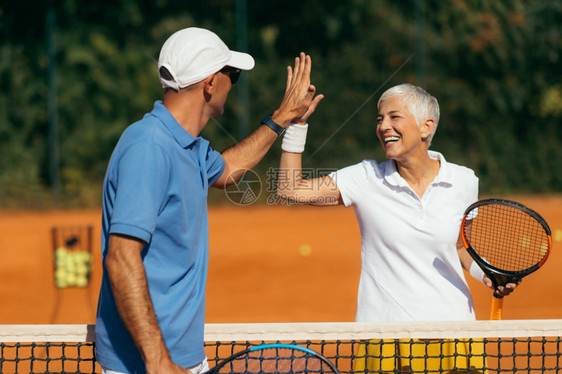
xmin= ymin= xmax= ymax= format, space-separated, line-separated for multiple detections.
xmin=383 ymin=151 xmax=453 ymax=187
xmin=150 ymin=101 xmax=199 ymax=148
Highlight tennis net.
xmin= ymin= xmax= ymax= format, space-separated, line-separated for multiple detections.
xmin=0 ymin=320 xmax=561 ymax=373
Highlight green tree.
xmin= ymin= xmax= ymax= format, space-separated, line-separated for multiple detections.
xmin=0 ymin=0 xmax=560 ymax=207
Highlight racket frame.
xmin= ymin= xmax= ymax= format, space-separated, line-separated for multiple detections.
xmin=461 ymin=198 xmax=552 ymax=295
xmin=204 ymin=342 xmax=340 ymax=374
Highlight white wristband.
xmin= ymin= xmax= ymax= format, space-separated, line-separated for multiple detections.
xmin=281 ymin=123 xmax=308 ymax=153
xmin=469 ymin=261 xmax=486 ymax=284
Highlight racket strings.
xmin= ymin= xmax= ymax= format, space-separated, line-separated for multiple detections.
xmin=464 ymin=204 xmax=549 ymax=272
xmin=225 ymin=347 xmax=330 ymax=373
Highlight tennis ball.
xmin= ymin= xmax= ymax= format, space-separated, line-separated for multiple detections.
xmin=55 ymin=268 xmax=68 ymax=288
xmin=75 ymin=251 xmax=92 ymax=267
xmin=75 ymin=274 xmax=88 ymax=287
xmin=76 ymin=264 xmax=88 ymax=277
xmin=55 ymin=268 xmax=66 ymax=280
xmin=66 ymin=272 xmax=77 ymax=286
xmin=56 ymin=277 xmax=68 ymax=289
xmin=298 ymin=244 xmax=312 ymax=257
xmin=55 ymin=246 xmax=67 ymax=256
xmin=65 ymin=256 xmax=77 ymax=273
xmin=554 ymin=229 xmax=562 ymax=243
xmin=55 ymin=247 xmax=67 ymax=267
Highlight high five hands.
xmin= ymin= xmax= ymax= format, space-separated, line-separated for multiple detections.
xmin=272 ymin=52 xmax=324 ymax=127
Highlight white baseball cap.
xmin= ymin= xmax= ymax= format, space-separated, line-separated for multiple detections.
xmin=158 ymin=27 xmax=255 ymax=90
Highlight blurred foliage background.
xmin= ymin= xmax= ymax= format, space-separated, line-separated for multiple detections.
xmin=0 ymin=0 xmax=560 ymax=208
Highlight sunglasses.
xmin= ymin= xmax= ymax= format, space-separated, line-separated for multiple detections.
xmin=220 ymin=66 xmax=241 ymax=84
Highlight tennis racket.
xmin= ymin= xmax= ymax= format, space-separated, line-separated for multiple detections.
xmin=461 ymin=198 xmax=552 ymax=320
xmin=204 ymin=343 xmax=339 ymax=374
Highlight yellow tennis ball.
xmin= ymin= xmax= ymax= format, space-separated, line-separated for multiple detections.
xmin=55 ymin=268 xmax=66 ymax=280
xmin=55 ymin=247 xmax=67 ymax=268
xmin=55 ymin=277 xmax=68 ymax=289
xmin=76 ymin=264 xmax=88 ymax=276
xmin=55 ymin=246 xmax=67 ymax=257
xmin=554 ymin=229 xmax=562 ymax=243
xmin=75 ymin=275 xmax=88 ymax=287
xmin=55 ymin=268 xmax=68 ymax=288
xmin=298 ymin=244 xmax=312 ymax=257
xmin=65 ymin=256 xmax=76 ymax=273
xmin=66 ymin=272 xmax=77 ymax=287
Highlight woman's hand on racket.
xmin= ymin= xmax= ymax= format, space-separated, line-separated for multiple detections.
xmin=484 ymin=274 xmax=522 ymax=297
xmin=458 ymin=240 xmax=521 ymax=297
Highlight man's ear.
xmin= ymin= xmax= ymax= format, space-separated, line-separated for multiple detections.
xmin=203 ymin=74 xmax=218 ymax=96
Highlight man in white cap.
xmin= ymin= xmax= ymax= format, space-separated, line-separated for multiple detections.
xmin=95 ymin=27 xmax=323 ymax=374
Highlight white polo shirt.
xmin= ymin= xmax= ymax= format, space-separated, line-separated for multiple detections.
xmin=331 ymin=151 xmax=478 ymax=322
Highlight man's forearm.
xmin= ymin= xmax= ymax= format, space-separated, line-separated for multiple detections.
xmin=215 ymin=124 xmax=280 ymax=186
xmin=106 ymin=235 xmax=171 ymax=368
xmin=214 ymin=52 xmax=320 ymax=188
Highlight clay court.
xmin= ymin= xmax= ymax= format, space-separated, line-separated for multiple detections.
xmin=0 ymin=194 xmax=561 ymax=325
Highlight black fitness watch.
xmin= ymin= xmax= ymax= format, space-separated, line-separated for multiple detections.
xmin=261 ymin=114 xmax=285 ymax=136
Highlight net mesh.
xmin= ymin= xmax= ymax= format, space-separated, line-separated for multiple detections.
xmin=0 ymin=321 xmax=561 ymax=373
xmin=0 ymin=341 xmax=96 ymax=373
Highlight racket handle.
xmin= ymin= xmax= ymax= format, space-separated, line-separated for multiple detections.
xmin=490 ymin=295 xmax=504 ymax=320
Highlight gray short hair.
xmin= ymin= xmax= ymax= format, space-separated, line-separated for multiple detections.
xmin=377 ymin=84 xmax=440 ymax=146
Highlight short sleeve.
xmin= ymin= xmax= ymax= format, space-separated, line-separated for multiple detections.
xmin=109 ymin=143 xmax=170 ymax=243
xmin=329 ymin=162 xmax=370 ymax=208
xmin=468 ymin=171 xmax=479 ymax=205
xmin=204 ymin=145 xmax=225 ymax=186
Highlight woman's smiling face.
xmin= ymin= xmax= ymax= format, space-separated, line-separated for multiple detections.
xmin=376 ymin=96 xmax=426 ymax=161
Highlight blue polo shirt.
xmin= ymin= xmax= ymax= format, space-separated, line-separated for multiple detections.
xmin=95 ymin=101 xmax=225 ymax=373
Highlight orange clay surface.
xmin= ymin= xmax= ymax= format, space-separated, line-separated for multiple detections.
xmin=0 ymin=195 xmax=561 ymax=325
